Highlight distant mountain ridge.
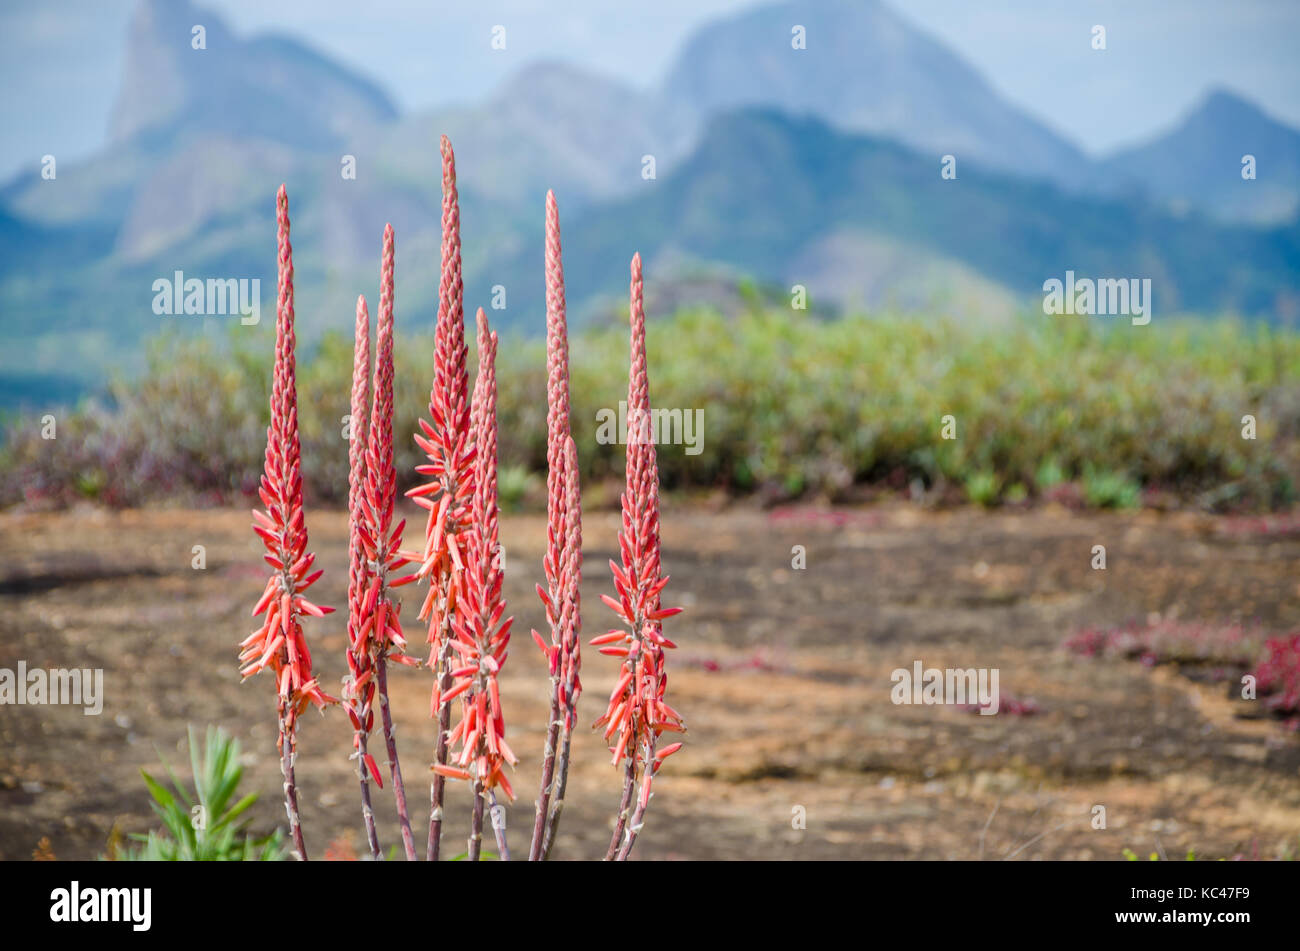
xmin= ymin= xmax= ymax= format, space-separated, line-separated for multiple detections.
xmin=661 ymin=0 xmax=1092 ymax=187
xmin=489 ymin=110 xmax=1300 ymax=326
xmin=1098 ymin=87 xmax=1300 ymax=225
xmin=2 ymin=0 xmax=1298 ymax=408
xmin=110 ymin=0 xmax=396 ymax=149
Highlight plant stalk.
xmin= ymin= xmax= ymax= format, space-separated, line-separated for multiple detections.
xmin=528 ymin=685 xmax=563 ymax=860
xmin=488 ymin=790 xmax=510 ymax=860
xmin=615 ymin=737 xmax=656 ymax=861
xmin=605 ymin=754 xmax=636 ymax=861
xmin=468 ymin=776 xmax=485 ymax=861
xmin=377 ymin=656 xmax=418 ymax=860
xmin=540 ymin=717 xmax=574 ymax=858
xmin=427 ymin=627 xmax=453 ymax=861
xmin=278 ymin=709 xmax=308 ymax=861
xmin=356 ymin=728 xmax=381 ymax=859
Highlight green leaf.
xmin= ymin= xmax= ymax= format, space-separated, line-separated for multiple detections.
xmin=109 ymin=725 xmax=286 ymax=862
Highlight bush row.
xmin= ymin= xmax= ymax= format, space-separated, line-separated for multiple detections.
xmin=3 ymin=309 xmax=1297 ymax=510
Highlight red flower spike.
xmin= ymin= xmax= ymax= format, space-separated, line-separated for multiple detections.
xmin=353 ymin=223 xmax=420 ymax=862
xmin=243 ymin=185 xmax=337 ymax=862
xmin=444 ymin=310 xmax=517 ymax=839
xmin=529 ymin=192 xmax=585 ymax=862
xmin=599 ymin=253 xmax=685 ymax=862
xmin=415 ymin=136 xmax=476 ymax=861
xmin=360 ymin=226 xmax=410 ymax=662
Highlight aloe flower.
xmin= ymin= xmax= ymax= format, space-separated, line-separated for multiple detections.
xmin=343 ymin=292 xmax=380 ymax=859
xmin=529 ymin=191 xmax=583 ymax=861
xmin=403 ymin=135 xmax=476 ymax=861
xmin=433 ymin=308 xmax=518 ymax=860
xmin=360 ymin=224 xmax=420 ymax=860
xmin=593 ymin=252 xmax=685 ymax=861
xmin=543 ymin=436 xmax=582 ymax=854
xmin=239 ymin=184 xmax=336 ymax=861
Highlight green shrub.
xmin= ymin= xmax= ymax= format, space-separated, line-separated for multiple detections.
xmin=113 ymin=725 xmax=287 ymax=861
xmin=4 ymin=309 xmax=1298 ymax=512
xmin=1034 ymin=458 xmax=1066 ymax=491
xmin=1081 ymin=467 xmax=1142 ymax=509
xmin=964 ymin=470 xmax=1001 ymax=507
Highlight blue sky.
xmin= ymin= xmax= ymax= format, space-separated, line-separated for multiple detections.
xmin=3 ymin=0 xmax=1299 ymax=181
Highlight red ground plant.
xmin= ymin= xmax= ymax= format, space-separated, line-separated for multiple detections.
xmin=241 ymin=139 xmax=683 ymax=861
xmin=1252 ymin=633 xmax=1300 ymax=723
xmin=1067 ymin=619 xmax=1300 ymax=726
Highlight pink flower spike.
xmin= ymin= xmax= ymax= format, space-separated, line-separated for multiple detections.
xmin=243 ymin=185 xmax=338 ymax=862
xmin=601 ymin=253 xmax=684 ymax=862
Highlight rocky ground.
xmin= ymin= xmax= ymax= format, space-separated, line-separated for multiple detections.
xmin=1 ymin=501 xmax=1298 ymax=860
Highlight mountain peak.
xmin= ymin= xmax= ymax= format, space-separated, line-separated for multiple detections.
xmin=1200 ymin=86 xmax=1263 ymax=113
xmin=495 ymin=60 xmax=619 ymax=95
xmin=487 ymin=60 xmax=646 ymax=116
xmin=1189 ymin=85 xmax=1279 ymax=126
xmin=659 ymin=0 xmax=1085 ymax=185
xmin=109 ymin=0 xmax=222 ymax=143
xmin=109 ymin=0 xmax=397 ymax=150
xmin=1100 ymin=86 xmax=1300 ymax=224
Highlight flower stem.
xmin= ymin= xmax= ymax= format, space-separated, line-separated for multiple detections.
xmin=540 ymin=717 xmax=574 ymax=859
xmin=468 ymin=777 xmax=485 ymax=861
xmin=615 ymin=737 xmax=656 ymax=861
xmin=278 ymin=710 xmax=308 ymax=861
xmin=427 ymin=634 xmax=452 ymax=861
xmin=377 ymin=656 xmax=418 ymax=860
xmin=356 ymin=728 xmax=381 ymax=859
xmin=488 ymin=790 xmax=510 ymax=861
xmin=605 ymin=754 xmax=636 ymax=861
xmin=528 ymin=691 xmax=563 ymax=860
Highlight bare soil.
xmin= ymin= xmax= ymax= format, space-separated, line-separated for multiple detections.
xmin=1 ymin=501 xmax=1298 ymax=861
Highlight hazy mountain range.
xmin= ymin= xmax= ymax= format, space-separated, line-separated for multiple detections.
xmin=2 ymin=0 xmax=1298 ymax=407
